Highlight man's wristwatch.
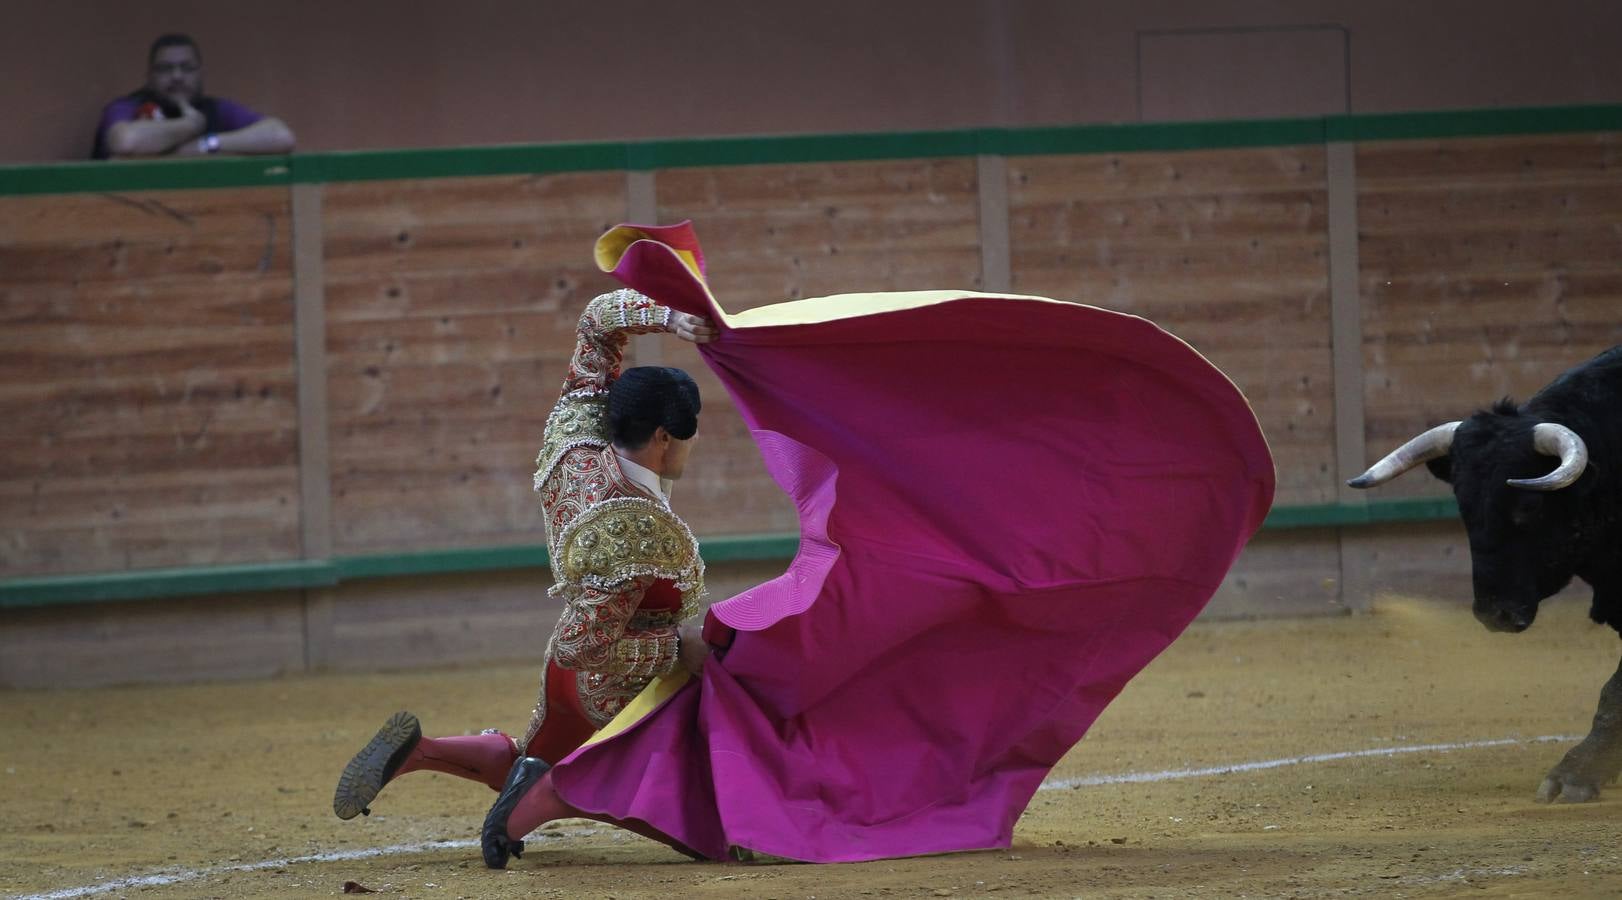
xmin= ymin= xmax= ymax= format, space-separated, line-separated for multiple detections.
xmin=198 ymin=133 xmax=221 ymax=154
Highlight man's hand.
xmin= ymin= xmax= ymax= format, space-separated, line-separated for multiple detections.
xmin=105 ymin=100 xmax=206 ymax=157
xmin=669 ymin=313 xmax=717 ymax=344
xmin=170 ymin=97 xmax=206 ymax=138
xmin=678 ymin=623 xmax=712 ymax=674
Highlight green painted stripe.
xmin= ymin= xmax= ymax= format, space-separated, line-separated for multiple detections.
xmin=1262 ymin=496 xmax=1459 ymax=529
xmin=6 ymin=104 xmax=1620 ymax=196
xmin=0 ymin=559 xmax=335 ymax=608
xmin=0 ymin=156 xmax=291 ymax=196
xmin=330 ymin=533 xmax=803 ymax=582
xmin=701 ymin=533 xmax=803 ymax=561
xmin=1261 ymin=502 xmax=1368 ymax=529
xmin=291 ymin=141 xmax=632 ymax=184
xmin=1362 ymin=496 xmax=1462 ymax=523
xmin=335 ymin=544 xmax=549 ymax=580
xmin=0 ymin=501 xmax=1462 ymax=608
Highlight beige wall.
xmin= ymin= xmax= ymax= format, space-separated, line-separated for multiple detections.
xmin=3 ymin=0 xmax=1619 ymax=162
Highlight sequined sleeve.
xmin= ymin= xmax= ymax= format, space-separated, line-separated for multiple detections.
xmin=561 ymin=289 xmax=672 ymax=399
xmin=551 ymin=576 xmax=682 ymax=678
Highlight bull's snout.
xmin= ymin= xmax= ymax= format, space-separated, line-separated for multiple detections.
xmin=1473 ymin=604 xmax=1534 ymax=633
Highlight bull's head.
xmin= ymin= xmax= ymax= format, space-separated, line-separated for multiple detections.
xmin=1347 ymin=408 xmax=1590 ymax=633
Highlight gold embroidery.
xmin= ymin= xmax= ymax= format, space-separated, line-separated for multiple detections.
xmin=551 ymin=579 xmax=665 ymax=676
xmin=534 ymin=396 xmax=611 ymax=493
xmin=578 ymin=670 xmax=655 ymax=727
xmin=556 ymin=496 xmax=704 ymax=593
xmin=561 ymin=289 xmax=670 ymax=397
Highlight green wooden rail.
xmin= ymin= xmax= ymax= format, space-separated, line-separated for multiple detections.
xmin=1 ymin=104 xmax=1619 ymax=196
xmin=0 ymin=499 xmax=1457 ymax=609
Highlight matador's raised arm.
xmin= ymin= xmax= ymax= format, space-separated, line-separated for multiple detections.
xmin=559 ymin=288 xmax=672 ymax=399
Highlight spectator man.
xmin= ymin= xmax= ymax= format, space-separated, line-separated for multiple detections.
xmin=92 ymin=33 xmax=295 ymax=159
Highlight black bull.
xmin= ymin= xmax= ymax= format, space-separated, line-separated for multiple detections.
xmin=1349 ymin=345 xmax=1622 ymax=802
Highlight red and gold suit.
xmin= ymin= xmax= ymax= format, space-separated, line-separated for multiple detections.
xmin=519 ymin=289 xmax=706 ymax=763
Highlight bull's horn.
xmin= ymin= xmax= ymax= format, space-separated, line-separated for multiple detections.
xmin=1346 ymin=421 xmax=1461 ymax=489
xmin=1507 ymin=423 xmax=1588 ymax=491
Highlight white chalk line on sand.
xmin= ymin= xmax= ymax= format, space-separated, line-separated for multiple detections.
xmin=10 ymin=734 xmax=1582 ymax=900
xmin=13 ymin=839 xmax=471 ymax=900
xmin=1037 ymin=733 xmax=1582 ymax=790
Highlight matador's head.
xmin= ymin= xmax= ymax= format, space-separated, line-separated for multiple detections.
xmin=610 ymin=367 xmax=701 ymax=479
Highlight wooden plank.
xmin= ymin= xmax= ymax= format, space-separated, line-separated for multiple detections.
xmin=0 ymin=189 xmax=292 ymax=283
xmin=0 ymin=188 xmax=301 ymax=577
xmin=0 ymin=467 xmax=297 ymax=520
xmin=322 ymin=172 xmax=629 ymax=554
xmin=1356 ymin=132 xmax=1622 ymax=500
xmin=1009 ymin=146 xmax=1335 ymax=507
xmin=657 ymin=159 xmax=982 ymax=308
xmin=0 ymin=592 xmax=306 ymax=688
xmin=292 ymin=184 xmax=332 ymax=559
xmin=1354 ymin=132 xmax=1622 ymax=183
xmin=320 ymin=570 xmax=560 ymax=672
xmin=322 ymin=174 xmax=629 ymax=277
xmin=1006 ymin=147 xmax=1330 ymax=197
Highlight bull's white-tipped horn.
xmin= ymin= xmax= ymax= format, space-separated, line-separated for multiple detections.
xmin=1507 ymin=422 xmax=1588 ymax=491
xmin=1346 ymin=421 xmax=1461 ymax=489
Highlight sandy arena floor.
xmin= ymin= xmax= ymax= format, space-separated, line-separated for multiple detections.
xmin=3 ymin=595 xmax=1620 ymax=899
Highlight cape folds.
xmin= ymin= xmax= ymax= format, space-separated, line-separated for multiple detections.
xmin=549 ymin=221 xmax=1276 ymax=862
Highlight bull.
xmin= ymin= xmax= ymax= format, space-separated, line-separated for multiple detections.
xmin=1348 ymin=345 xmax=1621 ymax=802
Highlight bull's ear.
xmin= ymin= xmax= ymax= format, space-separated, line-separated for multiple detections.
xmin=1424 ymin=456 xmax=1454 ymax=483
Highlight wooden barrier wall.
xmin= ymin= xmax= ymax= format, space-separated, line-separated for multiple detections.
xmin=0 ymin=188 xmax=301 ymax=575
xmin=322 ymin=172 xmax=629 ymax=554
xmin=1359 ymin=132 xmax=1622 ymax=499
xmin=1008 ymin=147 xmax=1335 ymax=507
xmin=3 ymin=116 xmax=1620 ymax=685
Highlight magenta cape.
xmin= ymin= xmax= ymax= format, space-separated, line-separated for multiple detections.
xmin=549 ymin=223 xmax=1275 ymax=862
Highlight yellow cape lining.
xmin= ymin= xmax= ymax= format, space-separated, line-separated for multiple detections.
xmin=579 ymin=669 xmax=692 ymax=748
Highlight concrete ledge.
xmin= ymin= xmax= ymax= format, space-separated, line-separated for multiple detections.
xmin=0 ymin=558 xmax=793 ymax=689
xmin=0 ymin=527 xmax=1484 ymax=689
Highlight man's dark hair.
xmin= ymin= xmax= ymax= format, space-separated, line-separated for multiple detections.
xmin=149 ymin=33 xmax=201 ymax=65
xmin=609 ymin=367 xmax=701 ymax=449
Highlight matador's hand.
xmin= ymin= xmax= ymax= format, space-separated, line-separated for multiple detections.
xmin=669 ymin=313 xmax=717 ymax=344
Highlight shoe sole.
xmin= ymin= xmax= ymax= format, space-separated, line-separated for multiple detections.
xmin=333 ymin=711 xmax=421 ymax=820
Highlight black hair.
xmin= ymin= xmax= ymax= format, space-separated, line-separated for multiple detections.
xmin=149 ymin=33 xmax=201 ymax=65
xmin=609 ymin=367 xmax=701 ymax=449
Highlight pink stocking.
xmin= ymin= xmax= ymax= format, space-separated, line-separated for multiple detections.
xmin=507 ymin=770 xmax=704 ymax=860
xmin=394 ymin=732 xmax=518 ymax=791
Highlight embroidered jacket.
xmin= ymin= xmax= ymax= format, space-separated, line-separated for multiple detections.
xmin=520 ymin=289 xmax=705 ymax=756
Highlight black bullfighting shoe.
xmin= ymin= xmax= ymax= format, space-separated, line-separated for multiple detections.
xmin=333 ymin=711 xmax=422 ymax=820
xmin=481 ymin=756 xmax=549 ymax=869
